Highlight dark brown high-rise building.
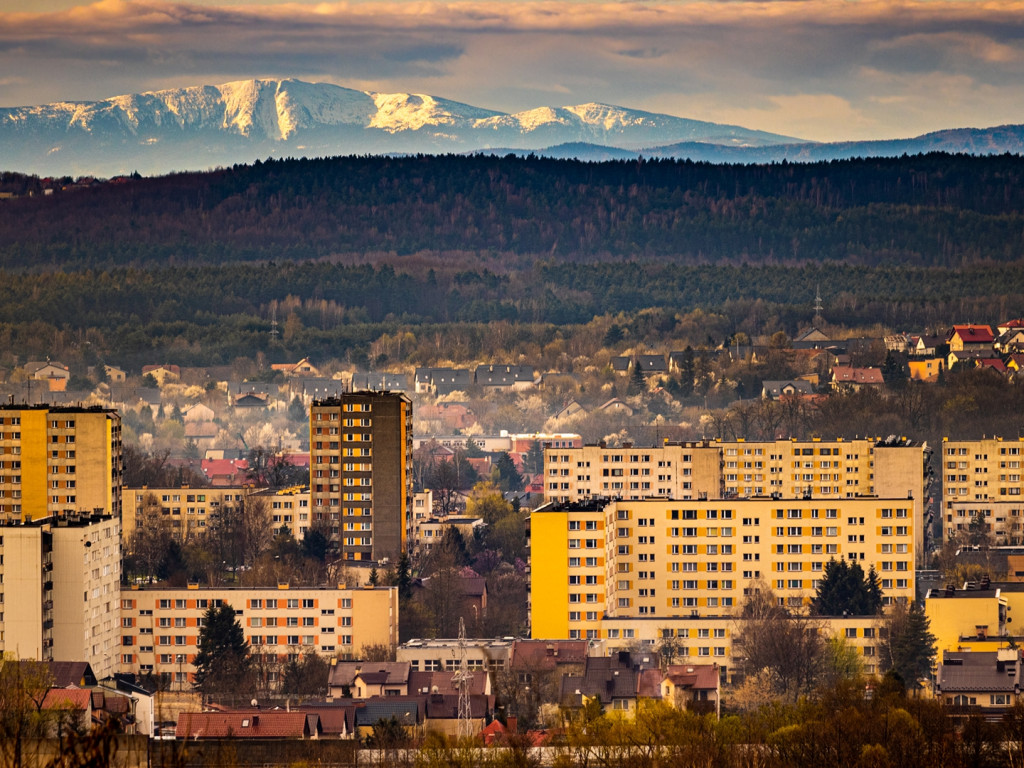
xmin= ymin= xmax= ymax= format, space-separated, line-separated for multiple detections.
xmin=310 ymin=392 xmax=413 ymax=563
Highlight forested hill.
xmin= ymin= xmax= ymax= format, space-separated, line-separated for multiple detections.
xmin=2 ymin=153 xmax=1024 ymax=271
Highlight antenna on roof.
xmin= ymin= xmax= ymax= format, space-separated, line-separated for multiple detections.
xmin=814 ymin=284 xmax=824 ymax=327
xmin=453 ymin=617 xmax=473 ymax=739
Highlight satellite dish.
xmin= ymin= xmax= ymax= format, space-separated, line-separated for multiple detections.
xmin=251 ymin=699 xmax=258 ymax=708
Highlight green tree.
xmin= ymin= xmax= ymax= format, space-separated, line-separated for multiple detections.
xmin=812 ymin=559 xmax=883 ymax=616
xmin=627 ymin=361 xmax=646 ymax=396
xmin=881 ymin=602 xmax=936 ymax=690
xmin=522 ymin=439 xmax=545 ymax=476
xmin=192 ymin=603 xmax=252 ymax=698
xmin=396 ymin=551 xmax=412 ymax=601
xmin=493 ymin=452 xmax=524 ymax=493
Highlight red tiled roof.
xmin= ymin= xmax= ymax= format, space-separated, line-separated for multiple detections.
xmin=43 ymin=688 xmax=92 ymax=711
xmin=831 ymin=366 xmax=884 ymax=384
xmin=948 ymin=325 xmax=995 ymax=343
xmin=175 ymin=711 xmax=316 ymax=739
xmin=664 ymin=664 xmax=720 ymax=691
xmin=978 ymin=358 xmax=1007 ymax=372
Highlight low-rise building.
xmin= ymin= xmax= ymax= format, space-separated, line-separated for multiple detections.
xmin=120 ymin=584 xmax=398 ymax=690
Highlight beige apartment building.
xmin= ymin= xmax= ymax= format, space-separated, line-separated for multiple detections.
xmin=942 ymin=437 xmax=1024 ymax=545
xmin=545 ymin=438 xmax=929 ymax=563
xmin=123 ymin=486 xmax=312 ymax=543
xmin=310 ymin=392 xmax=413 ymax=563
xmin=0 ymin=404 xmax=122 ymax=522
xmin=531 ymin=496 xmax=915 ymax=664
xmin=0 ymin=513 xmax=121 ymax=678
xmin=120 ymin=584 xmax=398 ymax=689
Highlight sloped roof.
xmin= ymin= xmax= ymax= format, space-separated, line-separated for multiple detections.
xmin=831 ymin=366 xmax=883 ymax=384
xmin=948 ymin=325 xmax=995 ymax=344
xmin=664 ymin=664 xmax=720 ymax=692
xmin=42 ymin=688 xmax=92 ymax=711
xmin=330 ymin=661 xmax=410 ymax=689
xmin=423 ymin=693 xmax=490 ymax=720
xmin=408 ymin=670 xmax=489 ymax=697
xmin=355 ymin=698 xmax=423 ymax=727
xmin=937 ymin=652 xmax=1020 ymax=693
xmin=510 ymin=640 xmax=589 ymax=671
xmin=176 ymin=711 xmax=318 ymax=739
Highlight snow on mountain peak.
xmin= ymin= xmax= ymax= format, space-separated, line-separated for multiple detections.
xmin=369 ymin=92 xmax=504 ymax=133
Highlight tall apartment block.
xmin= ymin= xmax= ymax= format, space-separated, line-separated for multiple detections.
xmin=1 ymin=514 xmax=121 ymax=678
xmin=310 ymin=392 xmax=413 ymax=562
xmin=942 ymin=437 xmax=1024 ymax=544
xmin=531 ymin=495 xmax=915 ymax=677
xmin=0 ymin=404 xmax=122 ymax=522
xmin=544 ymin=437 xmax=930 ymax=563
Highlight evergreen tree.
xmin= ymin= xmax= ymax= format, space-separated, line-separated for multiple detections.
xmin=522 ymin=439 xmax=545 ymax=476
xmin=882 ymin=602 xmax=937 ymax=688
xmin=812 ymin=559 xmax=883 ymax=616
xmin=494 ymin=451 xmax=524 ymax=493
xmin=678 ymin=346 xmax=695 ymax=398
xmin=369 ymin=567 xmax=379 ymax=587
xmin=627 ymin=360 xmax=646 ymax=396
xmin=192 ymin=603 xmax=252 ymax=697
xmin=396 ymin=551 xmax=412 ymax=601
xmin=288 ymin=396 xmax=306 ymax=422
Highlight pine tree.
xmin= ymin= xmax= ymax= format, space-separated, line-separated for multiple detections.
xmin=812 ymin=558 xmax=883 ymax=616
xmin=627 ymin=360 xmax=646 ymax=396
xmin=396 ymin=551 xmax=412 ymax=601
xmin=882 ymin=602 xmax=937 ymax=687
xmin=192 ymin=603 xmax=252 ymax=697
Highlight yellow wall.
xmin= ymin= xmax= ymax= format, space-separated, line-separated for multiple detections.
xmin=926 ymin=595 xmax=1002 ymax=654
xmin=21 ymin=410 xmax=48 ymax=520
xmin=530 ymin=508 xmax=571 ymax=639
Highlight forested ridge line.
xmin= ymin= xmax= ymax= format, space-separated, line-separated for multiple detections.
xmin=2 ymin=153 xmax=1024 ymax=270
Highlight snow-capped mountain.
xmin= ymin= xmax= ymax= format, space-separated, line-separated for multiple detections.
xmin=0 ymin=78 xmax=804 ymax=176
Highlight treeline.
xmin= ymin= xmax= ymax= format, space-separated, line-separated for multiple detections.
xmin=3 ymin=153 xmax=1024 ymax=269
xmin=1 ymin=260 xmax=1023 ymax=367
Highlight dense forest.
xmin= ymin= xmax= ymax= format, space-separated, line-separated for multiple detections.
xmin=1 ymin=154 xmax=1023 ymax=367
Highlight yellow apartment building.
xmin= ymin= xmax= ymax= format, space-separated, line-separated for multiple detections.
xmin=120 ymin=584 xmax=398 ymax=689
xmin=0 ymin=514 xmax=121 ymax=678
xmin=544 ymin=438 xmax=929 ymax=563
xmin=123 ymin=485 xmax=311 ymax=543
xmin=0 ymin=405 xmax=122 ymax=522
xmin=925 ymin=582 xmax=1024 ymax=654
xmin=531 ymin=496 xmax=915 ymax=645
xmin=942 ymin=438 xmax=1024 ymax=544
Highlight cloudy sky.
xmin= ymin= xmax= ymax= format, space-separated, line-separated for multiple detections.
xmin=1 ymin=0 xmax=1023 ymax=142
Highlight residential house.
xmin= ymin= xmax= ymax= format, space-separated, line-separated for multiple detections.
xmin=271 ymin=358 xmax=321 ymax=377
xmin=103 ymin=365 xmax=127 ymax=383
xmin=328 ymin=661 xmax=411 ymax=699
xmin=791 ymin=328 xmax=832 ymax=350
xmin=884 ymin=334 xmax=909 ymax=353
xmin=935 ymin=650 xmax=1022 ymax=709
xmin=354 ymin=698 xmax=424 ymax=738
xmin=183 ymin=403 xmax=216 ymax=422
xmin=635 ymin=355 xmax=667 ymax=375
xmin=910 ymin=335 xmax=945 ymax=357
xmin=948 ymin=348 xmax=1001 ymax=371
xmin=141 ymin=364 xmax=180 ymax=384
xmin=831 ymin=366 xmax=884 ymax=391
xmin=996 ymin=328 xmax=1024 ymax=352
xmin=908 ymin=358 xmax=944 ymax=382
xmin=552 ymin=400 xmax=587 ymax=421
xmin=761 ymin=380 xmax=815 ymax=399
xmin=596 ymin=398 xmax=635 ymax=416
xmin=176 ymin=711 xmax=322 ymax=739
xmin=998 ymin=319 xmax=1024 ymax=336
xmin=351 ymin=372 xmax=409 ymax=391
xmin=25 ymin=361 xmax=71 ymax=381
xmin=610 ymin=356 xmax=631 ymax=375
xmin=660 ymin=664 xmax=721 ymax=715
xmin=408 ymin=669 xmax=491 ymax=697
xmin=415 ymin=368 xmax=472 ymax=396
xmin=947 ymin=325 xmax=995 ymax=352
xmin=559 ymin=651 xmax=660 ymax=714
xmin=474 ymin=365 xmax=536 ymax=390
xmin=422 ymin=693 xmax=492 ymax=736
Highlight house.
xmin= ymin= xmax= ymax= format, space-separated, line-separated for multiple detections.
xmin=978 ymin=358 xmax=1008 ymax=374
xmin=271 ymin=358 xmax=321 ymax=377
xmin=884 ymin=334 xmax=909 ymax=353
xmin=474 ymin=365 xmax=536 ymax=390
xmin=596 ymin=398 xmax=635 ymax=416
xmin=415 ymin=368 xmax=472 ymax=396
xmin=408 ymin=669 xmax=491 ymax=697
xmin=176 ymin=711 xmax=321 ymax=739
xmin=141 ymin=364 xmax=180 ymax=384
xmin=351 ymin=372 xmax=409 ymax=391
xmin=910 ymin=335 xmax=945 ymax=357
xmin=201 ymin=457 xmax=249 ymax=486
xmin=25 ymin=361 xmax=71 ymax=381
xmin=233 ymin=391 xmax=270 ymax=408
xmin=660 ymin=664 xmax=721 ymax=715
xmin=183 ymin=402 xmax=216 ymax=422
xmin=298 ymin=704 xmax=358 ymax=739
xmin=830 ymin=366 xmax=884 ymax=391
xmin=908 ymin=358 xmax=945 ymax=382
xmin=354 ymin=698 xmax=424 ymax=738
xmin=184 ymin=421 xmax=220 ymax=451
xmin=791 ymin=328 xmax=832 ymax=350
xmin=422 ymin=693 xmax=492 ymax=736
xmin=552 ymin=400 xmax=587 ymax=421
xmin=416 ymin=403 xmax=476 ymax=431
xmin=998 ymin=319 xmax=1024 ymax=336
xmin=761 ymin=380 xmax=815 ymax=399
xmin=635 ymin=355 xmax=667 ymax=375
xmin=1007 ymin=354 xmax=1024 ymax=374
xmin=935 ymin=650 xmax=1021 ymax=709
xmin=103 ymin=365 xmax=127 ymax=382
xmin=610 ymin=356 xmax=631 ymax=375
xmin=947 ymin=325 xmax=995 ymax=352
xmin=996 ymin=328 xmax=1024 ymax=352
xmin=559 ymin=651 xmax=659 ymax=714
xmin=328 ymin=661 xmax=411 ymax=699
xmin=948 ymin=348 xmax=1001 ymax=371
